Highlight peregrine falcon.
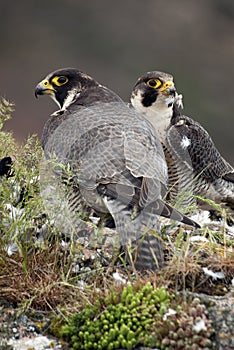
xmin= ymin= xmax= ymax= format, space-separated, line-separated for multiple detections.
xmin=130 ymin=71 xmax=234 ymax=215
xmin=35 ymin=68 xmax=199 ymax=271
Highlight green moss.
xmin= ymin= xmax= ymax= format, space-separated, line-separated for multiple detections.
xmin=59 ymin=287 xmax=216 ymax=350
xmin=60 ymin=283 xmax=171 ymax=349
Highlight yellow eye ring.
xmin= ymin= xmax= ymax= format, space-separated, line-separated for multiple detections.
xmin=51 ymin=76 xmax=68 ymax=86
xmin=146 ymin=79 xmax=162 ymax=89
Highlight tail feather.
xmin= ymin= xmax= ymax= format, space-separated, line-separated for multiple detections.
xmin=156 ymin=198 xmax=200 ymax=228
xmin=223 ymin=171 xmax=234 ymax=183
xmin=127 ymin=233 xmax=164 ymax=271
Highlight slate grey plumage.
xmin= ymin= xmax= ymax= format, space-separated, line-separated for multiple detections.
xmin=35 ymin=68 xmax=199 ymax=271
xmin=130 ymin=71 xmax=234 ymax=215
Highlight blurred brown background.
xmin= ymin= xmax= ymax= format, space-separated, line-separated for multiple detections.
xmin=1 ymin=0 xmax=234 ymax=163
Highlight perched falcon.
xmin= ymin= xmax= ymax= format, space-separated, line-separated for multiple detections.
xmin=35 ymin=68 xmax=199 ymax=271
xmin=130 ymin=71 xmax=234 ymax=215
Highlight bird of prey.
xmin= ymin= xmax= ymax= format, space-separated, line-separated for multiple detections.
xmin=130 ymin=71 xmax=234 ymax=215
xmin=35 ymin=68 xmax=199 ymax=271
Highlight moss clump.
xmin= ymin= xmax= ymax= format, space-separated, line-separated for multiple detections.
xmin=60 ymin=282 xmax=171 ymax=349
xmin=60 ymin=287 xmax=215 ymax=350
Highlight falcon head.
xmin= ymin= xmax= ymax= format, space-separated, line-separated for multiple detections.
xmin=130 ymin=71 xmax=181 ymax=121
xmin=35 ymin=68 xmax=98 ymax=109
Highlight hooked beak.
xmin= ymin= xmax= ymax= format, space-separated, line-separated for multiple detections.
xmin=159 ymin=80 xmax=176 ymax=96
xmin=35 ymin=79 xmax=56 ymax=98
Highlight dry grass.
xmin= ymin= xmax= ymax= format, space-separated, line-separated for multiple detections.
xmin=0 ymin=226 xmax=233 ymax=315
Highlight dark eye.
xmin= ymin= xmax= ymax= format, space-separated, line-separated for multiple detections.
xmin=57 ymin=76 xmax=67 ymax=84
xmin=146 ymin=79 xmax=162 ymax=89
xmin=52 ymin=76 xmax=68 ymax=86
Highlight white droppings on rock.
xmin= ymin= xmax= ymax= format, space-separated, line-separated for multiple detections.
xmin=163 ymin=308 xmax=177 ymax=321
xmin=4 ymin=203 xmax=24 ymax=221
xmin=6 ymin=242 xmax=18 ymax=256
xmin=113 ymin=272 xmax=129 ymax=285
xmin=193 ymin=319 xmax=207 ymax=333
xmin=190 ymin=235 xmax=209 ymax=243
xmin=190 ymin=210 xmax=211 ymax=225
xmin=203 ymin=267 xmax=225 ymax=280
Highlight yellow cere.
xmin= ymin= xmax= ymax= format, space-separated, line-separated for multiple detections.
xmin=42 ymin=79 xmax=49 ymax=87
xmin=40 ymin=79 xmax=55 ymax=94
xmin=159 ymin=80 xmax=174 ymax=92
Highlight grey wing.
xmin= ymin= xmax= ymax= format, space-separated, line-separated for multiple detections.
xmin=124 ymin=119 xmax=168 ymax=183
xmin=42 ymin=102 xmax=167 ymax=206
xmin=122 ymin=108 xmax=168 ymax=205
xmin=167 ymin=114 xmax=234 ymax=181
xmin=43 ymin=102 xmax=167 ymax=179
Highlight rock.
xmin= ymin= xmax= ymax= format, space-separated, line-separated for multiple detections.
xmin=8 ymin=335 xmax=57 ymax=350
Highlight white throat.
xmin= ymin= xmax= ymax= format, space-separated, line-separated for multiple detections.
xmin=131 ymin=91 xmax=173 ymax=140
xmin=62 ymin=89 xmax=80 ymax=111
xmin=51 ymin=89 xmax=80 ymax=116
